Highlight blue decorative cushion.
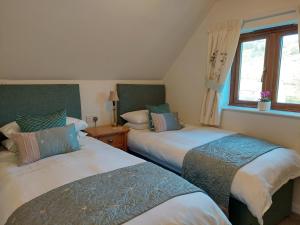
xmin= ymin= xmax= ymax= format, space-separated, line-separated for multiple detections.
xmin=16 ymin=110 xmax=67 ymax=132
xmin=146 ymin=103 xmax=170 ymax=130
xmin=151 ymin=112 xmax=182 ymax=132
xmin=12 ymin=124 xmax=80 ymax=166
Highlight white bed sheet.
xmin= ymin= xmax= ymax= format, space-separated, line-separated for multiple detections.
xmin=0 ymin=136 xmax=230 ymax=225
xmin=128 ymin=125 xmax=300 ymax=225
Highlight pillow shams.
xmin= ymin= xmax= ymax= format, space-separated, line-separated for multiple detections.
xmin=12 ymin=124 xmax=80 ymax=166
xmin=0 ymin=122 xmax=20 ymax=138
xmin=1 ymin=139 xmax=17 ymax=152
xmin=66 ymin=117 xmax=88 ymax=131
xmin=1 ymin=117 xmax=87 ymax=136
xmin=124 ymin=122 xmax=148 ymax=130
xmin=0 ymin=122 xmax=20 ymax=152
xmin=151 ymin=112 xmax=182 ymax=132
xmin=16 ymin=110 xmax=67 ymax=132
xmin=146 ymin=103 xmax=170 ymax=129
xmin=120 ymin=110 xmax=149 ymax=124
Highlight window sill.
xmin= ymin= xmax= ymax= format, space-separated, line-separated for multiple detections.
xmin=223 ymin=105 xmax=300 ymax=119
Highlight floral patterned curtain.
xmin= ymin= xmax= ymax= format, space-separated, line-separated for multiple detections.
xmin=298 ymin=6 xmax=300 ymax=49
xmin=200 ymin=20 xmax=242 ymax=126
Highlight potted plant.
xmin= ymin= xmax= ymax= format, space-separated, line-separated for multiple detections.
xmin=258 ymin=91 xmax=271 ymax=111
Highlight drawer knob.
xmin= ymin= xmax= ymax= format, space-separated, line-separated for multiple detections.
xmin=107 ymin=139 xmax=113 ymax=143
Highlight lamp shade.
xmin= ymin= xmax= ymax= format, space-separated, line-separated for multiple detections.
xmin=108 ymin=90 xmax=119 ymax=101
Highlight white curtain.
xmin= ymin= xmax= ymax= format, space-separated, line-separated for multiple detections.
xmin=200 ymin=20 xmax=242 ymax=126
xmin=298 ymin=6 xmax=300 ymax=49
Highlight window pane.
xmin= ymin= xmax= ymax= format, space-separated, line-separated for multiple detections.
xmin=277 ymin=34 xmax=300 ymax=104
xmin=238 ymin=39 xmax=266 ymax=101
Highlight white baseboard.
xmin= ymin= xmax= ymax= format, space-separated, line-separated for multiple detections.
xmin=292 ymin=202 xmax=300 ymax=215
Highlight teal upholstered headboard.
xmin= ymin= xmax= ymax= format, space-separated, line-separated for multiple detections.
xmin=117 ymin=84 xmax=165 ymax=125
xmin=0 ymin=84 xmax=81 ymax=127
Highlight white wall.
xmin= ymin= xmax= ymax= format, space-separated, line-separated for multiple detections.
xmin=164 ymin=0 xmax=300 ymax=214
xmin=0 ymin=0 xmax=215 ymax=80
xmin=0 ymin=80 xmax=163 ymax=126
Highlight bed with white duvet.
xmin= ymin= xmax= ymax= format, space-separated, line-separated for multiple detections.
xmin=128 ymin=125 xmax=300 ymax=224
xmin=0 ymin=135 xmax=231 ymax=225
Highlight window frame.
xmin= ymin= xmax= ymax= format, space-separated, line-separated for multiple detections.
xmin=229 ymin=24 xmax=300 ymax=112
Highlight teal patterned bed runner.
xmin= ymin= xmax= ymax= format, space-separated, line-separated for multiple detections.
xmin=6 ymin=162 xmax=201 ymax=225
xmin=182 ymin=134 xmax=280 ymax=209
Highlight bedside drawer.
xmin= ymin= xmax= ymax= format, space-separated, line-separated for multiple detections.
xmin=98 ymin=134 xmax=123 ymax=146
xmin=85 ymin=126 xmax=129 ymax=151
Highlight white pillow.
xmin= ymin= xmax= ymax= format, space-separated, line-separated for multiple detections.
xmin=78 ymin=131 xmax=88 ymax=137
xmin=124 ymin=122 xmax=148 ymax=130
xmin=66 ymin=117 xmax=88 ymax=132
xmin=0 ymin=122 xmax=19 ymax=152
xmin=121 ymin=110 xmax=149 ymax=124
xmin=0 ymin=121 xmax=20 ymax=138
xmin=1 ymin=139 xmax=17 ymax=152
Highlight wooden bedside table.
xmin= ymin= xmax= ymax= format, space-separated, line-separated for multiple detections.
xmin=85 ymin=125 xmax=129 ymax=151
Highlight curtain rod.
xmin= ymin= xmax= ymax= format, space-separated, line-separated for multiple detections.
xmin=244 ymin=9 xmax=297 ymax=24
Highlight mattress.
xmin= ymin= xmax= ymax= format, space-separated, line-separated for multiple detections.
xmin=128 ymin=125 xmax=300 ymax=224
xmin=0 ymin=136 xmax=230 ymax=225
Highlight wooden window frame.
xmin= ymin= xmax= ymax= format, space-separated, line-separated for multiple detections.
xmin=230 ymin=24 xmax=300 ymax=112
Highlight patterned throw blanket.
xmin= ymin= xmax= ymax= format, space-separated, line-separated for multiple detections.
xmin=6 ymin=162 xmax=201 ymax=225
xmin=182 ymin=134 xmax=280 ymax=209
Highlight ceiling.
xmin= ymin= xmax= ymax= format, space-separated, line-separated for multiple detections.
xmin=0 ymin=0 xmax=215 ymax=80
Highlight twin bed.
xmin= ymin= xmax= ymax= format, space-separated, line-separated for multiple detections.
xmin=127 ymin=126 xmax=299 ymax=225
xmin=0 ymin=85 xmax=230 ymax=225
xmin=116 ymin=84 xmax=300 ymax=225
xmin=0 ymin=136 xmax=229 ymax=225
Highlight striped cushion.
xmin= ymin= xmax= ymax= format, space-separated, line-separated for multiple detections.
xmin=16 ymin=110 xmax=66 ymax=132
xmin=151 ymin=112 xmax=182 ymax=132
xmin=146 ymin=103 xmax=170 ymax=130
xmin=12 ymin=124 xmax=80 ymax=166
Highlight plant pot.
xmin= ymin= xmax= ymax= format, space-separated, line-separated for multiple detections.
xmin=257 ymin=101 xmax=271 ymax=111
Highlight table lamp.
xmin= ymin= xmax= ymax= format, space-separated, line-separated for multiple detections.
xmin=108 ymin=90 xmax=119 ymax=126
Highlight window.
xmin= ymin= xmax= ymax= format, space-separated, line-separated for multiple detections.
xmin=230 ymin=24 xmax=300 ymax=112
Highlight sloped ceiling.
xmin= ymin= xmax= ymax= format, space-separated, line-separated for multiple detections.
xmin=0 ymin=0 xmax=215 ymax=80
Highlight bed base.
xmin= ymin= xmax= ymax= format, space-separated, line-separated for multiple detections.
xmin=229 ymin=180 xmax=293 ymax=225
xmin=128 ymin=150 xmax=294 ymax=225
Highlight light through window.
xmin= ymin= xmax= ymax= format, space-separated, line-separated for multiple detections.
xmin=277 ymin=34 xmax=300 ymax=104
xmin=238 ymin=39 xmax=266 ymax=101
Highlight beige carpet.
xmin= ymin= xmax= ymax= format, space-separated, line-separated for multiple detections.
xmin=279 ymin=213 xmax=300 ymax=225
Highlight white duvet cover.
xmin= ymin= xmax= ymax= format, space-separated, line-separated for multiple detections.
xmin=0 ymin=136 xmax=230 ymax=225
xmin=128 ymin=125 xmax=300 ymax=225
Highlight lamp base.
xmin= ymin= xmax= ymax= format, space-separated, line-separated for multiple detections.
xmin=112 ymin=105 xmax=117 ymax=127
